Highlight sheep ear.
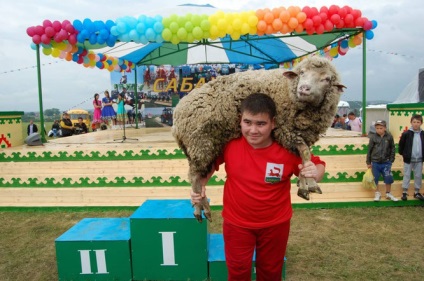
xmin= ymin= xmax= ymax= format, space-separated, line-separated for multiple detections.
xmin=282 ymin=71 xmax=298 ymax=80
xmin=335 ymin=84 xmax=347 ymax=93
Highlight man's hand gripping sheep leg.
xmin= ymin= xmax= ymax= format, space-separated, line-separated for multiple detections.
xmin=297 ymin=144 xmax=323 ymax=200
xmin=190 ymin=167 xmax=214 ymax=223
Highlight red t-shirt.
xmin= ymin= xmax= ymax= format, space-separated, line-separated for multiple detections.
xmin=215 ymin=137 xmax=325 ymax=229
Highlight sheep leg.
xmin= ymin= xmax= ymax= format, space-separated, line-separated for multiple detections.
xmin=191 ymin=174 xmax=212 ymax=223
xmin=296 ymin=144 xmax=322 ymax=200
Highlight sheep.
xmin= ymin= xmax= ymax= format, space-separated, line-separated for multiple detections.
xmin=172 ymin=56 xmax=346 ymax=222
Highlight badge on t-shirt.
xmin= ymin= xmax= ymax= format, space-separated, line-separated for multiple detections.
xmin=265 ymin=163 xmax=284 ymax=183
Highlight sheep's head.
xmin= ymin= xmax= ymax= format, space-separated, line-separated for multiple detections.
xmin=283 ymin=56 xmax=346 ymax=107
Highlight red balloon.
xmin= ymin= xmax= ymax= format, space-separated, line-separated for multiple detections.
xmin=319 ymin=12 xmax=328 ymax=22
xmin=344 ymin=14 xmax=354 ymax=24
xmin=351 ymin=9 xmax=362 ymax=19
xmin=26 ymin=26 xmax=35 ymax=37
xmin=324 ymin=20 xmax=333 ymax=31
xmin=319 ymin=6 xmax=329 ymax=14
xmin=312 ymin=15 xmax=321 ymax=26
xmin=355 ymin=17 xmax=364 ymax=27
xmin=338 ymin=7 xmax=347 ymax=18
xmin=302 ymin=6 xmax=312 ymax=18
xmin=303 ymin=18 xmax=313 ymax=29
xmin=335 ymin=19 xmax=345 ymax=29
xmin=328 ymin=5 xmax=339 ymax=16
xmin=32 ymin=34 xmax=41 ymax=44
xmin=316 ymin=24 xmax=325 ymax=34
xmin=310 ymin=7 xmax=318 ymax=17
xmin=330 ymin=14 xmax=341 ymax=24
xmin=306 ymin=27 xmax=315 ymax=35
xmin=342 ymin=5 xmax=352 ymax=14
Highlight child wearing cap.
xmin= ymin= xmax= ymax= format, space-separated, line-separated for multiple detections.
xmin=366 ymin=120 xmax=398 ymax=201
xmin=398 ymin=114 xmax=424 ymax=201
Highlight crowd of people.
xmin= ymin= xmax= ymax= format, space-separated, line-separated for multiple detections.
xmin=331 ymin=111 xmax=362 ymax=132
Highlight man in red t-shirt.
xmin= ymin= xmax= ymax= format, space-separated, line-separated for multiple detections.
xmin=191 ymin=93 xmax=326 ymax=281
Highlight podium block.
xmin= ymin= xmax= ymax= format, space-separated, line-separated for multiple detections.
xmin=208 ymin=234 xmax=286 ymax=281
xmin=55 ymin=218 xmax=131 ymax=281
xmin=130 ymin=199 xmax=208 ymax=281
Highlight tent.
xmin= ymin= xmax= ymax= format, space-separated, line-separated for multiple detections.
xmin=26 ymin=3 xmax=378 ymax=141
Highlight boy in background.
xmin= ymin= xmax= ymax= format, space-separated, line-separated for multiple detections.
xmin=366 ymin=120 xmax=398 ymax=201
xmin=398 ymin=114 xmax=424 ymax=201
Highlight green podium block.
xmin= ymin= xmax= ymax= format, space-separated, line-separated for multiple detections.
xmin=208 ymin=234 xmax=286 ymax=281
xmin=55 ymin=218 xmax=132 ymax=281
xmin=130 ymin=199 xmax=208 ymax=281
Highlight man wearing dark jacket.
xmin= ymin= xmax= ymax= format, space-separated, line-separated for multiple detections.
xmin=27 ymin=120 xmax=38 ymax=135
xmin=398 ymin=114 xmax=424 ymax=201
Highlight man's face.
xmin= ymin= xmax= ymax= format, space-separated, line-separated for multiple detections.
xmin=78 ymin=119 xmax=83 ymax=124
xmin=240 ymin=111 xmax=275 ymax=149
xmin=411 ymin=119 xmax=422 ymax=131
xmin=375 ymin=125 xmax=386 ymax=136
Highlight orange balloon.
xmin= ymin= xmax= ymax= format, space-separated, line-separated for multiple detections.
xmin=256 ymin=9 xmax=265 ymax=20
xmin=294 ymin=23 xmax=304 ymax=33
xmin=257 ymin=20 xmax=267 ymax=32
xmin=296 ymin=12 xmax=307 ymax=23
xmin=272 ymin=18 xmax=283 ymax=31
xmin=288 ymin=17 xmax=299 ymax=29
xmin=280 ymin=23 xmax=290 ymax=34
xmin=265 ymin=24 xmax=274 ymax=34
xmin=272 ymin=7 xmax=282 ymax=18
xmin=279 ymin=10 xmax=290 ymax=23
xmin=288 ymin=6 xmax=298 ymax=17
xmin=264 ymin=12 xmax=274 ymax=24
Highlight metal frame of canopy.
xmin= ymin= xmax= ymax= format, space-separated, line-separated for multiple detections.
xmin=34 ymin=28 xmax=368 ymax=143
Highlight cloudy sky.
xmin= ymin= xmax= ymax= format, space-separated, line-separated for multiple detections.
xmin=0 ymin=0 xmax=423 ymax=113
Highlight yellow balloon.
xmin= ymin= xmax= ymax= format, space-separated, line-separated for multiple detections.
xmin=248 ymin=15 xmax=259 ymax=27
xmin=231 ymin=31 xmax=241 ymax=40
xmin=210 ymin=25 xmax=219 ymax=37
xmin=241 ymin=23 xmax=250 ymax=34
xmin=232 ymin=18 xmax=242 ymax=31
xmin=51 ymin=48 xmax=60 ymax=58
xmin=217 ymin=19 xmax=227 ymax=31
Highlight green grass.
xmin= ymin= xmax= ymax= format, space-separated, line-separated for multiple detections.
xmin=0 ymin=207 xmax=423 ymax=280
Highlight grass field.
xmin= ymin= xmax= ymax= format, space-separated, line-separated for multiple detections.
xmin=1 ymin=206 xmax=423 ymax=280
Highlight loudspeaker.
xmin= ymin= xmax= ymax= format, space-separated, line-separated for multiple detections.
xmin=419 ymin=68 xmax=424 ymax=102
xmin=25 ymin=133 xmax=43 ymax=146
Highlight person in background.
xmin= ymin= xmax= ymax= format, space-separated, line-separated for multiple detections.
xmin=191 ymin=93 xmax=326 ymax=281
xmin=347 ymin=112 xmax=362 ymax=132
xmin=60 ymin=112 xmax=74 ymax=137
xmin=92 ymin=93 xmax=102 ymax=131
xmin=51 ymin=120 xmax=60 ymax=137
xmin=27 ymin=120 xmax=38 ymax=135
xmin=366 ymin=120 xmax=398 ymax=202
xmin=331 ymin=114 xmax=339 ymax=128
xmin=75 ymin=117 xmax=88 ymax=134
xmin=398 ymin=114 xmax=424 ymax=201
xmin=116 ymin=93 xmax=126 ymax=129
xmin=101 ymin=90 xmax=116 ymax=128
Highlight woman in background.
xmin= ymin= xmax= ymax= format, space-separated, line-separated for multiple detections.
xmin=116 ymin=93 xmax=125 ymax=129
xmin=92 ymin=93 xmax=102 ymax=131
xmin=101 ymin=90 xmax=116 ymax=128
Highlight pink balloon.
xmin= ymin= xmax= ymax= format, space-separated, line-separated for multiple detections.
xmin=363 ymin=19 xmax=372 ymax=30
xmin=59 ymin=29 xmax=69 ymax=40
xmin=45 ymin=26 xmax=55 ymax=37
xmin=52 ymin=21 xmax=62 ymax=32
xmin=65 ymin=24 xmax=75 ymax=34
xmin=68 ymin=34 xmax=77 ymax=45
xmin=43 ymin=19 xmax=52 ymax=28
xmin=34 ymin=25 xmax=45 ymax=36
xmin=54 ymin=33 xmax=63 ymax=43
xmin=26 ymin=26 xmax=35 ymax=37
xmin=32 ymin=34 xmax=41 ymax=44
xmin=62 ymin=20 xmax=71 ymax=27
xmin=41 ymin=34 xmax=51 ymax=44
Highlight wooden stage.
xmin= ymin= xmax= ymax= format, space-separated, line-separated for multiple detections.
xmin=0 ymin=126 xmax=420 ymax=207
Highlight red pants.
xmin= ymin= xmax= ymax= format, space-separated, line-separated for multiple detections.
xmin=223 ymin=219 xmax=290 ymax=281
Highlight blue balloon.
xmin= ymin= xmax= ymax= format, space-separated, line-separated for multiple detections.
xmin=145 ymin=17 xmax=155 ymax=28
xmin=94 ymin=20 xmax=105 ymax=31
xmin=89 ymin=34 xmax=97 ymax=45
xmin=80 ymin=29 xmax=90 ymax=40
xmin=96 ymin=61 xmax=103 ymax=68
xmin=110 ymin=26 xmax=119 ymax=36
xmin=340 ymin=40 xmax=349 ymax=49
xmin=99 ymin=28 xmax=109 ymax=39
xmin=153 ymin=21 xmax=164 ymax=33
xmin=30 ymin=43 xmax=37 ymax=50
xmin=106 ymin=36 xmax=116 ymax=47
xmin=97 ymin=36 xmax=106 ymax=45
xmin=371 ymin=20 xmax=378 ymax=29
xmin=72 ymin=54 xmax=79 ymax=62
xmin=105 ymin=20 xmax=115 ymax=30
xmin=136 ymin=22 xmax=146 ymax=34
xmin=77 ymin=33 xmax=85 ymax=43
xmin=365 ymin=30 xmax=374 ymax=40
xmin=73 ymin=19 xmax=83 ymax=31
xmin=146 ymin=28 xmax=156 ymax=41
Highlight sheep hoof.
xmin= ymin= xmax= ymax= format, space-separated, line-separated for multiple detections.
xmin=297 ymin=188 xmax=310 ymax=200
xmin=193 ymin=198 xmax=213 ymax=223
xmin=308 ymin=185 xmax=322 ymax=194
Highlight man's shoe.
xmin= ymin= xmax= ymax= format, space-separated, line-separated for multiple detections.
xmin=414 ymin=193 xmax=424 ymax=201
xmin=374 ymin=191 xmax=381 ymax=202
xmin=401 ymin=193 xmax=408 ymax=201
xmin=386 ymin=192 xmax=399 ymax=202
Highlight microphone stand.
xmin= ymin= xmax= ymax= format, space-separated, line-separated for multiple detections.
xmin=114 ymin=99 xmax=138 ymax=143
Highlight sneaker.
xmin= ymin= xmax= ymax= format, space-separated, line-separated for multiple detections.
xmin=414 ymin=193 xmax=424 ymax=201
xmin=401 ymin=193 xmax=408 ymax=201
xmin=374 ymin=191 xmax=381 ymax=202
xmin=386 ymin=192 xmax=399 ymax=202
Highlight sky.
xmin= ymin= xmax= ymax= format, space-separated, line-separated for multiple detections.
xmin=0 ymin=0 xmax=423 ymax=113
